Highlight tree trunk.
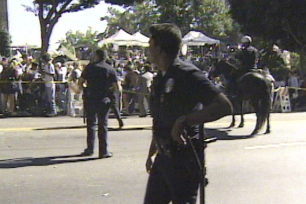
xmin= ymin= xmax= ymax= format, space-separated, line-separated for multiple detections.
xmin=41 ymin=30 xmax=51 ymax=54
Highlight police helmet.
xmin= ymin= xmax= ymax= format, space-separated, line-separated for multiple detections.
xmin=241 ymin=35 xmax=252 ymax=43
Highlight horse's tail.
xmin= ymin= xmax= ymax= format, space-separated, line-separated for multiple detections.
xmin=258 ymin=94 xmax=271 ymax=130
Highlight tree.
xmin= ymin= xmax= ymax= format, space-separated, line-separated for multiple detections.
xmin=23 ymin=0 xmax=144 ymax=55
xmin=102 ymin=0 xmax=237 ymax=40
xmin=105 ymin=0 xmax=144 ymax=5
xmin=101 ymin=1 xmax=158 ymax=36
xmin=228 ymin=0 xmax=306 ymax=74
xmin=0 ymin=29 xmax=11 ymax=57
xmin=23 ymin=0 xmax=102 ymax=54
xmin=57 ymin=27 xmax=100 ymax=59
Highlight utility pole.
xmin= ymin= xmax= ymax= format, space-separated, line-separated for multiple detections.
xmin=0 ymin=0 xmax=9 ymax=31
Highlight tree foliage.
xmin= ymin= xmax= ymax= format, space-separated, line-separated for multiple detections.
xmin=102 ymin=0 xmax=238 ymax=40
xmin=228 ymin=0 xmax=306 ymax=73
xmin=23 ymin=0 xmax=102 ymax=54
xmin=57 ymin=27 xmax=100 ymax=59
xmin=0 ymin=29 xmax=11 ymax=57
xmin=105 ymin=0 xmax=144 ymax=6
xmin=101 ymin=1 xmax=158 ymax=36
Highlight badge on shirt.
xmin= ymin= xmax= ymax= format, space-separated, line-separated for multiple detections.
xmin=165 ymin=78 xmax=174 ymax=93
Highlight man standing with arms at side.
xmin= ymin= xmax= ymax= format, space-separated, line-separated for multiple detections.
xmin=144 ymin=23 xmax=232 ymax=204
xmin=78 ymin=49 xmax=118 ymax=158
xmin=41 ymin=53 xmax=57 ymax=117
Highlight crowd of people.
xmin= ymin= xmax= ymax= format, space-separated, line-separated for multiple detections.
xmin=1 ymin=38 xmax=306 ymax=118
xmin=0 ymin=52 xmax=156 ymax=118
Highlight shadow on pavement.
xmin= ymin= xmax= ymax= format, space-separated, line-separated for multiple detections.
xmin=205 ymin=127 xmax=254 ymax=140
xmin=0 ymin=154 xmax=101 ymax=169
xmin=34 ymin=126 xmax=152 ymax=131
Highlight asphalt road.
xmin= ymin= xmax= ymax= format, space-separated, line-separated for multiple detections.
xmin=0 ymin=112 xmax=306 ymax=204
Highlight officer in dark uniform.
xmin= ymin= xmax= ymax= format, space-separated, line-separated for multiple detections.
xmin=79 ymin=49 xmax=118 ymax=158
xmin=236 ymin=35 xmax=259 ymax=74
xmin=143 ymin=24 xmax=233 ymax=204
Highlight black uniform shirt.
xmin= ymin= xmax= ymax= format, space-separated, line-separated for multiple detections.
xmin=151 ymin=58 xmax=220 ymax=140
xmin=237 ymin=46 xmax=259 ymax=70
xmin=82 ymin=61 xmax=117 ymax=101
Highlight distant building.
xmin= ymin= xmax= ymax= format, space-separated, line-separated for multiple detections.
xmin=0 ymin=0 xmax=9 ymax=31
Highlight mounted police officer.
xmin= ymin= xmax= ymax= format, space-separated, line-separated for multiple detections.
xmin=143 ymin=23 xmax=232 ymax=204
xmin=79 ymin=49 xmax=118 ymax=158
xmin=236 ymin=35 xmax=259 ymax=74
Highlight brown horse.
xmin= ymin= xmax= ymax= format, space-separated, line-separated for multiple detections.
xmin=210 ymin=59 xmax=272 ymax=136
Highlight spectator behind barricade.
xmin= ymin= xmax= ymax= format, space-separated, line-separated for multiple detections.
xmin=0 ymin=58 xmax=4 ymax=114
xmin=287 ymin=70 xmax=299 ymax=111
xmin=67 ymin=62 xmax=83 ymax=117
xmin=296 ymin=75 xmax=306 ymax=110
xmin=136 ymin=64 xmax=153 ymax=117
xmin=0 ymin=60 xmax=20 ymax=116
xmin=55 ymin=62 xmax=68 ymax=115
xmin=122 ymin=65 xmax=139 ymax=115
xmin=41 ymin=53 xmax=57 ymax=116
xmin=274 ymin=76 xmax=286 ymax=88
xmin=20 ymin=61 xmax=41 ymax=115
xmin=21 ymin=54 xmax=32 ymax=73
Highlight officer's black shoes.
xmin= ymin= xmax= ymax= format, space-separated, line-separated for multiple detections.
xmin=99 ymin=152 xmax=113 ymax=159
xmin=80 ymin=149 xmax=94 ymax=156
xmin=139 ymin=114 xmax=147 ymax=118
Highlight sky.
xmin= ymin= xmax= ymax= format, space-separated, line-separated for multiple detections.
xmin=8 ymin=0 xmax=117 ymax=50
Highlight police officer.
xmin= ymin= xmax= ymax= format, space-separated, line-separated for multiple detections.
xmin=144 ymin=23 xmax=233 ymax=204
xmin=79 ymin=49 xmax=118 ymax=158
xmin=236 ymin=35 xmax=259 ymax=74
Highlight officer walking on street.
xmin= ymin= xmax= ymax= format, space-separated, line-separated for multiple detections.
xmin=78 ymin=49 xmax=118 ymax=158
xmin=143 ymin=23 xmax=233 ymax=204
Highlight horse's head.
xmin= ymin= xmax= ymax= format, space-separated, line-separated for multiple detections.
xmin=209 ymin=58 xmax=238 ymax=80
xmin=208 ymin=58 xmax=225 ymax=79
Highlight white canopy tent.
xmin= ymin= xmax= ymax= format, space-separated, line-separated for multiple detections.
xmin=98 ymin=29 xmax=148 ymax=47
xmin=98 ymin=29 xmax=139 ymax=46
xmin=182 ymin=31 xmax=220 ymax=46
xmin=132 ymin=32 xmax=149 ymax=47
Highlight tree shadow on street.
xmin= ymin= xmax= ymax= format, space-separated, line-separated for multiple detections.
xmin=0 ymin=154 xmax=101 ymax=169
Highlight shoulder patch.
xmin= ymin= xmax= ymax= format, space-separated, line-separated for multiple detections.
xmin=165 ymin=78 xmax=175 ymax=93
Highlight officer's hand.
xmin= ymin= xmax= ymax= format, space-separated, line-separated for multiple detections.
xmin=171 ymin=120 xmax=186 ymax=145
xmin=146 ymin=157 xmax=153 ymax=174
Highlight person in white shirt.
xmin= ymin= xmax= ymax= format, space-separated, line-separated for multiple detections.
xmin=137 ymin=64 xmax=154 ymax=117
xmin=55 ymin=62 xmax=68 ymax=114
xmin=41 ymin=53 xmax=57 ymax=116
xmin=287 ymin=70 xmax=299 ymax=111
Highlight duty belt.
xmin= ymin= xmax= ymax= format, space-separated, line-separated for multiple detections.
xmin=155 ymin=136 xmax=200 ymax=158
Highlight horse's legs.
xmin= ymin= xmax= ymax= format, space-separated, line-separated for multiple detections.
xmin=238 ymin=100 xmax=244 ymax=128
xmin=251 ymin=100 xmax=260 ymax=136
xmin=265 ymin=99 xmax=272 ymax=134
xmin=229 ymin=113 xmax=235 ymax=128
xmin=229 ymin=99 xmax=235 ymax=128
xmin=265 ymin=111 xmax=271 ymax=134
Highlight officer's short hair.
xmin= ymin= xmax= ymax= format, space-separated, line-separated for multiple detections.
xmin=149 ymin=23 xmax=182 ymax=59
xmin=95 ymin=49 xmax=108 ymax=61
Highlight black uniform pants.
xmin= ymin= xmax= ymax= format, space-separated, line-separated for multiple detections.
xmin=144 ymin=149 xmax=201 ymax=204
xmin=85 ymin=97 xmax=111 ymax=155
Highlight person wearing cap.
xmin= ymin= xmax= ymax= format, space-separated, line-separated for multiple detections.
xmin=41 ymin=53 xmax=57 ymax=116
xmin=55 ymin=62 xmax=68 ymax=114
xmin=143 ymin=23 xmax=232 ymax=204
xmin=236 ymin=35 xmax=259 ymax=74
xmin=78 ymin=49 xmax=119 ymax=158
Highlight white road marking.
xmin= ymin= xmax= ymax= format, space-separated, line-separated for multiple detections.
xmin=245 ymin=141 xmax=306 ymax=150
